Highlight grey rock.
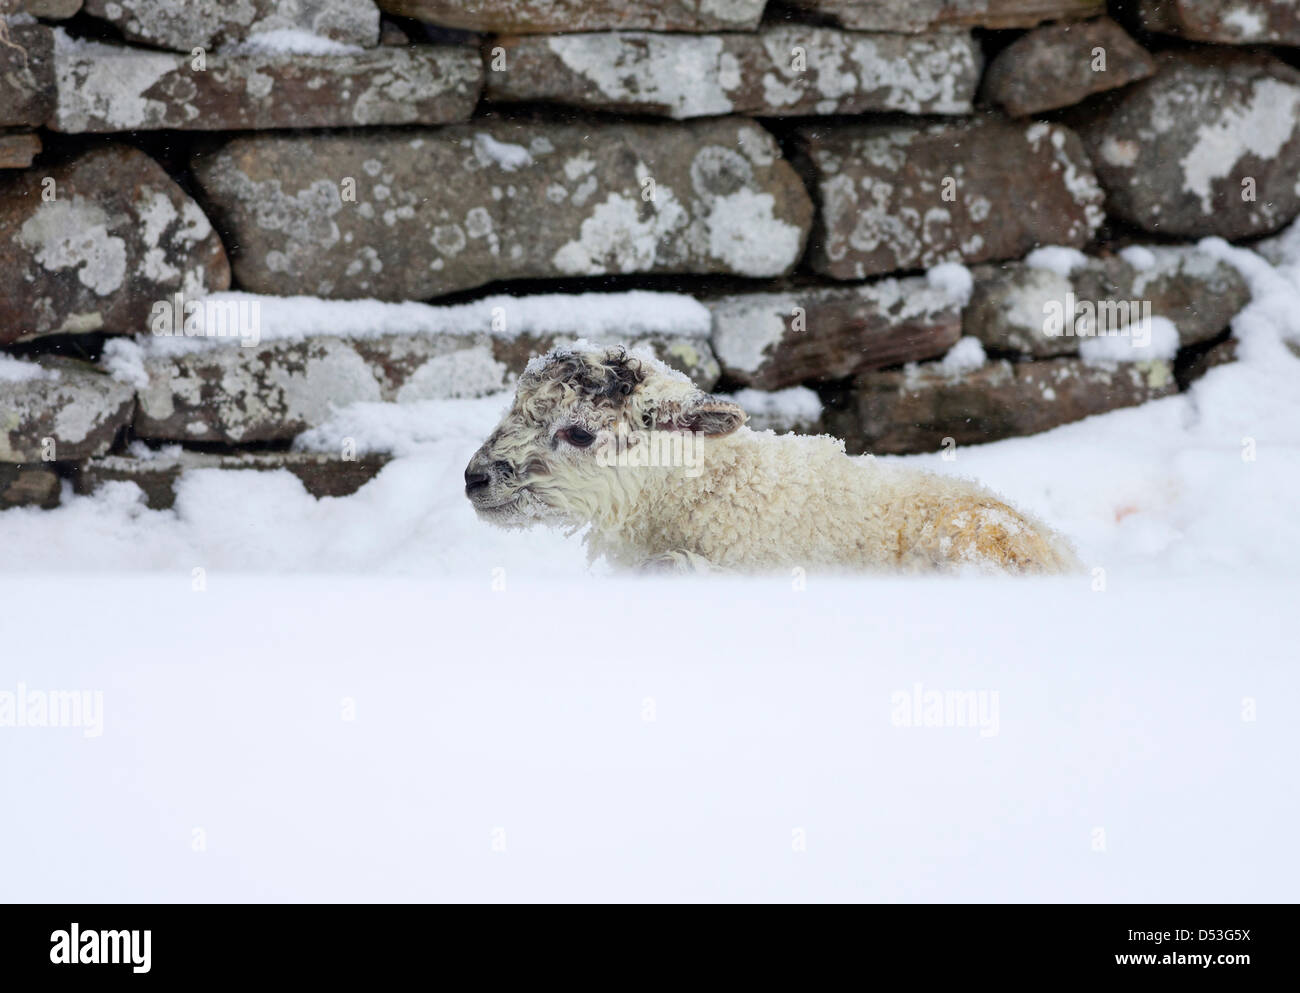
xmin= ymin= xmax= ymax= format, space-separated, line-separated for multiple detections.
xmin=798 ymin=117 xmax=1105 ymax=280
xmin=1077 ymin=53 xmax=1300 ymax=239
xmin=0 ymin=20 xmax=53 ymax=128
xmin=708 ymin=278 xmax=963 ymax=390
xmin=52 ymin=36 xmax=481 ymax=132
xmin=0 ymin=145 xmax=230 ymax=343
xmin=785 ymin=0 xmax=1105 ymax=32
xmin=0 ymin=358 xmax=135 ymax=462
xmin=486 ymin=27 xmax=981 ymax=119
xmin=81 ymin=0 xmax=380 ymax=52
xmin=1138 ymin=0 xmax=1300 ymax=46
xmin=376 ymin=0 xmax=765 ymax=33
xmin=191 ymin=118 xmax=813 ymax=300
xmin=981 ymin=17 xmax=1154 ymax=117
xmin=0 ymin=463 xmax=60 ymax=509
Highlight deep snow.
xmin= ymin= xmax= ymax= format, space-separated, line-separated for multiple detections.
xmin=2 ymin=235 xmax=1299 ymax=901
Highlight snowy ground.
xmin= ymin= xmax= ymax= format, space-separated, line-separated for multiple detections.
xmin=3 ymin=235 xmax=1300 ymax=901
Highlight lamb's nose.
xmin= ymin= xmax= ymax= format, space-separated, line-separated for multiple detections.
xmin=464 ymin=467 xmax=491 ymax=494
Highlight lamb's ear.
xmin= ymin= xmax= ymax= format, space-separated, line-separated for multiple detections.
xmin=675 ymin=394 xmax=746 ymax=437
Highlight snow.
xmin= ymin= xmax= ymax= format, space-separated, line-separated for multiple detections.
xmin=3 ymin=242 xmax=1300 ymax=901
xmin=100 ymin=337 xmax=149 ymax=388
xmin=1024 ymin=245 xmax=1089 ymax=277
xmin=218 ymin=29 xmax=365 ymax=57
xmin=926 ymin=261 xmax=973 ymax=305
xmin=1078 ymin=315 xmax=1180 ymax=364
xmin=937 ymin=335 xmax=986 ymax=374
xmin=131 ymin=290 xmax=712 ymax=355
xmin=0 ymin=353 xmax=56 ymax=383
xmin=727 ymin=386 xmax=823 ymax=428
xmin=1119 ymin=245 xmax=1156 ymax=271
xmin=472 ymin=132 xmax=534 ymax=172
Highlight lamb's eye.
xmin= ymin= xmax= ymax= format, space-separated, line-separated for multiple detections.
xmin=561 ymin=427 xmax=596 ymax=448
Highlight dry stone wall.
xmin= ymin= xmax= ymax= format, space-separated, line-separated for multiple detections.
xmin=0 ymin=0 xmax=1288 ymax=508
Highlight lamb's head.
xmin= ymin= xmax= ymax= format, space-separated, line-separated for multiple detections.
xmin=465 ymin=342 xmax=745 ymax=529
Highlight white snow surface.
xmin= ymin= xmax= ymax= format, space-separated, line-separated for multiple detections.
xmin=3 ymin=238 xmax=1300 ymax=901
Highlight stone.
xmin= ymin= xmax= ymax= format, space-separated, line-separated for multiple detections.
xmin=0 ymin=464 xmax=60 ymax=509
xmin=1077 ymin=53 xmax=1300 ymax=240
xmin=0 ymin=131 xmax=40 ymax=168
xmin=1138 ymin=0 xmax=1300 ymax=46
xmin=966 ymin=247 xmax=1249 ymax=356
xmin=131 ymin=326 xmax=721 ymax=443
xmin=0 ymin=358 xmax=135 ymax=462
xmin=708 ymin=278 xmax=963 ymax=390
xmin=376 ymin=0 xmax=765 ymax=33
xmin=826 ymin=356 xmax=1177 ymax=455
xmin=784 ymin=0 xmax=1105 ymax=32
xmin=75 ymin=451 xmax=392 ymax=509
xmin=51 ymin=35 xmax=482 ymax=132
xmin=0 ymin=145 xmax=230 ymax=344
xmin=14 ymin=1 xmax=83 ymax=17
xmin=0 ymin=20 xmax=53 ymax=128
xmin=80 ymin=0 xmax=380 ymax=52
xmin=798 ymin=117 xmax=1104 ymax=280
xmin=1178 ymin=337 xmax=1237 ymax=388
xmin=731 ymin=387 xmax=825 ymax=435
xmin=191 ymin=118 xmax=812 ymax=300
xmin=981 ymin=18 xmax=1154 ymax=117
xmin=486 ymin=27 xmax=981 ymax=119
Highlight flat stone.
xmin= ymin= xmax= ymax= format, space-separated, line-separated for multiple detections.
xmin=785 ymin=0 xmax=1105 ymax=32
xmin=708 ymin=278 xmax=963 ymax=390
xmin=0 ymin=463 xmax=60 ymax=509
xmin=0 ymin=131 xmax=40 ymax=168
xmin=76 ymin=451 xmax=392 ymax=510
xmin=376 ymin=0 xmax=765 ymax=33
xmin=52 ymin=35 xmax=482 ymax=133
xmin=191 ymin=118 xmax=812 ymax=300
xmin=80 ymin=0 xmax=380 ymax=52
xmin=1 ymin=357 xmax=135 ymax=462
xmin=1138 ymin=0 xmax=1300 ymax=46
xmin=798 ymin=117 xmax=1104 ymax=280
xmin=486 ymin=27 xmax=981 ymax=119
xmin=1077 ymin=52 xmax=1300 ymax=239
xmin=14 ymin=1 xmax=83 ymax=17
xmin=966 ymin=247 xmax=1249 ymax=356
xmin=0 ymin=145 xmax=230 ymax=344
xmin=130 ymin=325 xmax=720 ymax=443
xmin=981 ymin=18 xmax=1154 ymax=117
xmin=826 ymin=356 xmax=1177 ymax=455
xmin=0 ymin=20 xmax=53 ymax=128
xmin=729 ymin=387 xmax=825 ymax=435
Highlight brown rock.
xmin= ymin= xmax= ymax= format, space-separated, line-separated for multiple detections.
xmin=486 ymin=27 xmax=981 ymax=119
xmin=981 ymin=18 xmax=1154 ymax=117
xmin=0 ymin=20 xmax=52 ymax=128
xmin=786 ymin=0 xmax=1105 ymax=32
xmin=80 ymin=0 xmax=379 ymax=52
xmin=15 ymin=1 xmax=83 ymax=17
xmin=708 ymin=278 xmax=963 ymax=390
xmin=1178 ymin=337 xmax=1237 ymax=388
xmin=798 ymin=117 xmax=1105 ymax=280
xmin=0 ymin=358 xmax=135 ymax=462
xmin=0 ymin=463 xmax=60 ymax=509
xmin=0 ymin=131 xmax=40 ymax=168
xmin=1139 ymin=0 xmax=1300 ymax=46
xmin=492 ymin=335 xmax=719 ymax=390
xmin=51 ymin=37 xmax=482 ymax=133
xmin=191 ymin=119 xmax=812 ymax=300
xmin=1077 ymin=53 xmax=1300 ymax=239
xmin=826 ymin=356 xmax=1177 ymax=455
xmin=377 ymin=0 xmax=765 ymax=33
xmin=76 ymin=451 xmax=392 ymax=510
xmin=0 ymin=146 xmax=229 ymax=343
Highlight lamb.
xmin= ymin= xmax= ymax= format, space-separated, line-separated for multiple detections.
xmin=464 ymin=342 xmax=1080 ymax=575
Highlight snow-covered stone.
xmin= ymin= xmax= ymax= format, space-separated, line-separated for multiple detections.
xmin=0 ymin=358 xmax=136 ymax=462
xmin=1078 ymin=52 xmax=1300 ymax=239
xmin=486 ymin=27 xmax=982 ymax=119
xmin=798 ymin=117 xmax=1105 ymax=280
xmin=191 ymin=118 xmax=812 ymax=300
xmin=80 ymin=0 xmax=380 ymax=52
xmin=1138 ymin=0 xmax=1300 ymax=47
xmin=0 ymin=145 xmax=230 ymax=343
xmin=51 ymin=34 xmax=481 ymax=132
xmin=708 ymin=278 xmax=962 ymax=390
